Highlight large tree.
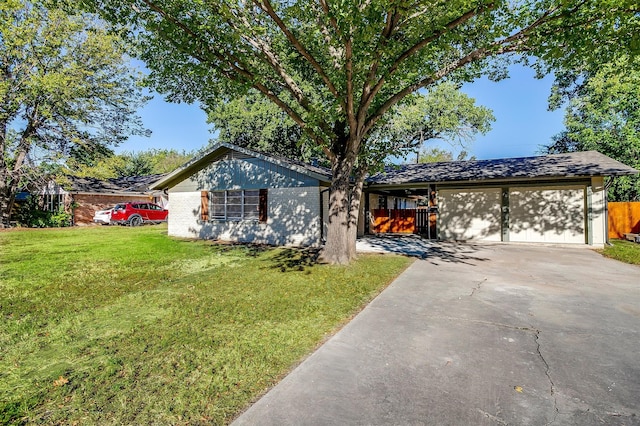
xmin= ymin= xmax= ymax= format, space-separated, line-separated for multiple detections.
xmin=542 ymin=56 xmax=640 ymax=201
xmin=83 ymin=0 xmax=638 ymax=263
xmin=0 ymin=0 xmax=148 ymax=227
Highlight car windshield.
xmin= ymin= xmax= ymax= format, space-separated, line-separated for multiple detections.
xmin=114 ymin=204 xmax=125 ymax=210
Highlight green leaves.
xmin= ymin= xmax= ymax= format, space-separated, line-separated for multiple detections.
xmin=1 ymin=0 xmax=149 ymax=226
xmin=543 ymin=56 xmax=640 ymax=201
xmin=80 ymin=0 xmax=639 ymax=156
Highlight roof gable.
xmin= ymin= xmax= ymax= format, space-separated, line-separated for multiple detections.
xmin=151 ymin=142 xmax=331 ymax=190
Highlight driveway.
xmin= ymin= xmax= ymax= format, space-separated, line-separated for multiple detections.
xmin=233 ymin=241 xmax=640 ymax=425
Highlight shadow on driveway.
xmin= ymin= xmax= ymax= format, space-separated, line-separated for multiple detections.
xmin=356 ymin=234 xmax=490 ymax=265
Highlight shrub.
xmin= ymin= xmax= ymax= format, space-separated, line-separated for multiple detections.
xmin=15 ymin=196 xmax=73 ymax=227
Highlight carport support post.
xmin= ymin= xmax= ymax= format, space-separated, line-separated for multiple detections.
xmin=501 ymin=187 xmax=510 ymax=242
xmin=364 ymin=191 xmax=370 ymax=234
xmin=586 ymin=185 xmax=593 ymax=245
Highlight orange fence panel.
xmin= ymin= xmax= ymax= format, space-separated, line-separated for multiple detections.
xmin=372 ymin=209 xmax=390 ymax=233
xmin=372 ymin=209 xmax=416 ymax=234
xmin=390 ymin=209 xmax=416 ymax=233
xmin=608 ymin=202 xmax=640 ymax=239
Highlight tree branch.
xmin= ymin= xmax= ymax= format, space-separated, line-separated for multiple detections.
xmin=358 ymin=7 xmax=401 ymax=132
xmin=138 ymin=0 xmax=338 ymax=155
xmin=256 ymin=0 xmax=341 ymax=99
xmin=363 ymin=1 xmax=587 ymax=136
xmin=361 ymin=4 xmax=493 ymax=118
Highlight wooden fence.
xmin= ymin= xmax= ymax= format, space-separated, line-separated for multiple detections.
xmin=608 ymin=202 xmax=640 ymax=239
xmin=371 ymin=208 xmax=437 ymax=237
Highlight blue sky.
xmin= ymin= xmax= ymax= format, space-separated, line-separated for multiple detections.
xmin=117 ymin=64 xmax=566 ymax=161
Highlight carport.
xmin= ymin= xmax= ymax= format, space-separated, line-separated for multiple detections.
xmin=362 ymin=151 xmax=638 ymax=247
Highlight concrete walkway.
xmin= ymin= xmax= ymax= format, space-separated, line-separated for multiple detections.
xmin=233 ymin=241 xmax=640 ymax=425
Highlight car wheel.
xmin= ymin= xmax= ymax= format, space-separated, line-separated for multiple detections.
xmin=129 ymin=216 xmax=143 ymax=226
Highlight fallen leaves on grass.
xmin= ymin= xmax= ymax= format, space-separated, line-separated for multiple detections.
xmin=53 ymin=376 xmax=69 ymax=387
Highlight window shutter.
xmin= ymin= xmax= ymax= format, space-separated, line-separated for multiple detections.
xmin=201 ymin=191 xmax=209 ymax=221
xmin=259 ymin=189 xmax=268 ymax=223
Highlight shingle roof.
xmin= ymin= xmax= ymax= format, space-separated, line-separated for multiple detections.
xmin=366 ymin=151 xmax=638 ymax=186
xmin=151 ymin=142 xmax=331 ymax=189
xmin=68 ymin=174 xmax=166 ymax=194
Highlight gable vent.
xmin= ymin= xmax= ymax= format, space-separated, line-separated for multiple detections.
xmin=230 ymin=151 xmax=253 ymax=160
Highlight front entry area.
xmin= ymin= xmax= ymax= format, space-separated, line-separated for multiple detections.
xmin=367 ymin=184 xmax=438 ymax=238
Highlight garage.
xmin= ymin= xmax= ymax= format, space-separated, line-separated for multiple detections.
xmin=509 ymin=186 xmax=585 ymax=244
xmin=438 ymin=188 xmax=502 ymax=241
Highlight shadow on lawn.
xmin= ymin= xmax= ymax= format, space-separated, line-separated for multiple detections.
xmin=204 ymin=241 xmax=321 ymax=272
xmin=269 ymin=247 xmax=321 ymax=272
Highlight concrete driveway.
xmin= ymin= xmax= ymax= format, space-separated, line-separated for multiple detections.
xmin=233 ymin=241 xmax=640 ymax=425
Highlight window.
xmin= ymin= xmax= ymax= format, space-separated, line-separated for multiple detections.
xmin=42 ymin=194 xmax=64 ymax=212
xmin=378 ymin=195 xmax=388 ymax=209
xmin=207 ymin=189 xmax=263 ymax=221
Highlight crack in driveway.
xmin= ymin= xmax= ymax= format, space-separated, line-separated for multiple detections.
xmin=426 ymin=315 xmax=561 ymax=425
xmin=469 ymin=277 xmax=488 ymax=297
xmin=535 ymin=330 xmax=560 ymax=425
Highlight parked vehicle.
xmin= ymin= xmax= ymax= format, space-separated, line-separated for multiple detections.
xmin=110 ymin=202 xmax=168 ymax=226
xmin=93 ymin=207 xmax=113 ymax=225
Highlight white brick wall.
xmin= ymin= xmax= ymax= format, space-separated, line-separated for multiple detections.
xmin=167 ymin=187 xmax=323 ymax=246
xmin=167 ymin=192 xmax=202 ymax=238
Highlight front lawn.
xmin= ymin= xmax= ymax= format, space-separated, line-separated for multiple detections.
xmin=0 ymin=225 xmax=412 ymax=425
xmin=598 ymin=239 xmax=640 ymax=265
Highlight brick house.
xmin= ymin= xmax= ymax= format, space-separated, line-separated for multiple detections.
xmin=41 ymin=175 xmax=167 ymax=225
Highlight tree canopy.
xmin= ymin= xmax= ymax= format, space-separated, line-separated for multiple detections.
xmin=68 ymin=149 xmax=193 ymax=179
xmin=82 ymin=0 xmax=640 ymax=263
xmin=0 ymin=0 xmax=149 ymax=227
xmin=207 ymin=82 xmax=493 ymax=164
xmin=542 ymin=56 xmax=640 ymax=201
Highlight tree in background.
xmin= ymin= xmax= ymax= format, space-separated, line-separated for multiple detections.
xmin=0 ymin=0 xmax=149 ymax=227
xmin=83 ymin=0 xmax=639 ymax=263
xmin=418 ymin=147 xmax=476 ymax=163
xmin=68 ymin=149 xmax=193 ymax=179
xmin=542 ymin=56 xmax=640 ymax=201
xmin=381 ymin=82 xmax=492 ymax=163
xmin=207 ymin=90 xmax=309 ymax=160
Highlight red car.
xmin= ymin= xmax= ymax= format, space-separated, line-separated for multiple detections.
xmin=110 ymin=202 xmax=168 ymax=226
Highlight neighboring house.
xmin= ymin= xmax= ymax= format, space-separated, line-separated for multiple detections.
xmin=37 ymin=175 xmax=167 ymax=225
xmin=153 ymin=143 xmax=638 ymax=248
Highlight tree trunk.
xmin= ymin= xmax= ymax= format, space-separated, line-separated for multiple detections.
xmin=346 ymin=163 xmax=368 ymax=260
xmin=0 ymin=177 xmax=17 ymax=228
xmin=0 ymin=122 xmax=34 ymax=227
xmin=0 ymin=119 xmax=12 ymax=228
xmin=320 ymin=152 xmax=359 ymax=264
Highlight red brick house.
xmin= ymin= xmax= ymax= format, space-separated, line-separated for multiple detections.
xmin=41 ymin=175 xmax=167 ymax=225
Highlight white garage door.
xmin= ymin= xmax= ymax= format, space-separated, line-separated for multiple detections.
xmin=509 ymin=186 xmax=585 ymax=244
xmin=439 ymin=188 xmax=502 ymax=241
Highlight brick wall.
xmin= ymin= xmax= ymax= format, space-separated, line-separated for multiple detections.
xmin=72 ymin=194 xmax=153 ymax=225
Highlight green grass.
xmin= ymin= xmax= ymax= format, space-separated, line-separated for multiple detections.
xmin=598 ymin=239 xmax=640 ymax=265
xmin=0 ymin=225 xmax=411 ymax=425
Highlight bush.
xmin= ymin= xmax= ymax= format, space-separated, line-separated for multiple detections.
xmin=15 ymin=196 xmax=73 ymax=227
